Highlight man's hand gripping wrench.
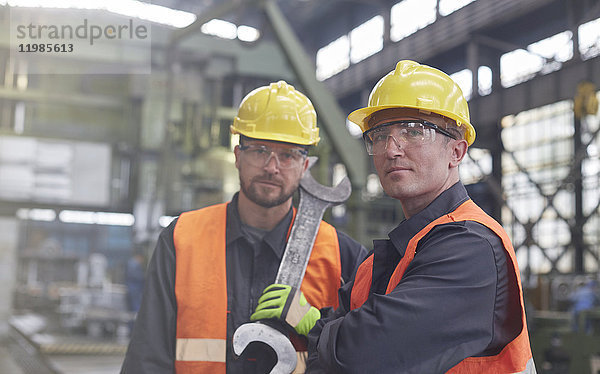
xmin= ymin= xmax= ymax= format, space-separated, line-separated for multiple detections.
xmin=232 ymin=157 xmax=351 ymax=374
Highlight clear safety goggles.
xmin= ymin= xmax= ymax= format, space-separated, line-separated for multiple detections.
xmin=239 ymin=144 xmax=308 ymax=169
xmin=362 ymin=120 xmax=457 ymax=155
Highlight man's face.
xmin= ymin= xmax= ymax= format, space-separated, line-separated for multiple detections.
xmin=234 ymin=139 xmax=308 ymax=208
xmin=369 ymin=112 xmax=465 ymax=212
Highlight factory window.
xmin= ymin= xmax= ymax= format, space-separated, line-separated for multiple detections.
xmin=438 ymin=0 xmax=477 ymax=16
xmin=450 ymin=69 xmax=473 ymax=99
xmin=201 ymin=19 xmax=260 ymax=42
xmin=390 ymin=0 xmax=436 ymax=42
xmin=364 ymin=173 xmax=384 ymax=200
xmin=499 ymin=100 xmax=600 ymax=274
xmin=346 ymin=118 xmax=363 ymax=138
xmin=500 ymin=49 xmax=544 ymax=88
xmin=478 ymin=66 xmax=493 ymax=95
xmin=579 ymin=17 xmax=600 ymax=60
xmin=331 ymin=163 xmax=348 ymax=219
xmin=16 ymin=208 xmax=57 ymax=222
xmin=316 ymin=15 xmax=383 ymax=80
xmin=500 ymin=31 xmax=573 ymax=88
xmin=582 ymin=104 xmax=600 ymax=272
xmin=449 ymin=66 xmax=492 ymax=100
xmin=350 ymin=16 xmax=384 ymax=64
xmin=237 ymin=25 xmax=260 ymax=42
xmin=201 ymin=19 xmax=238 ymax=40
xmin=58 ymin=210 xmax=135 ymax=226
xmin=159 ymin=215 xmax=177 ymax=228
xmin=529 ymin=31 xmax=573 ymax=70
xmin=316 ymin=35 xmax=350 ymax=81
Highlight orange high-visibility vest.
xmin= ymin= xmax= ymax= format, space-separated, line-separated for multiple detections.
xmin=350 ymin=200 xmax=535 ymax=374
xmin=173 ymin=203 xmax=341 ymax=374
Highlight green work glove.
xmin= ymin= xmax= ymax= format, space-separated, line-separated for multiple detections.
xmin=250 ymin=284 xmax=321 ymax=337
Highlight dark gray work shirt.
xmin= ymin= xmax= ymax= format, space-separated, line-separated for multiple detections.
xmin=121 ymin=193 xmax=367 ymax=374
xmin=307 ymin=182 xmax=523 ymax=374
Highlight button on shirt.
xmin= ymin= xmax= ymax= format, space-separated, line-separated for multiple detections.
xmin=307 ymin=182 xmax=522 ymax=374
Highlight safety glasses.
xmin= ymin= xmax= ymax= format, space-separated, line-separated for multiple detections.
xmin=363 ymin=120 xmax=457 ymax=155
xmin=239 ymin=144 xmax=308 ymax=169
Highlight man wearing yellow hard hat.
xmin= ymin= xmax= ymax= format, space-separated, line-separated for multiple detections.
xmin=304 ymin=61 xmax=536 ymax=373
xmin=121 ymin=81 xmax=367 ymax=374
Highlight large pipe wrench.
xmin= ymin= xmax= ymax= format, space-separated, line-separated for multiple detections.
xmin=232 ymin=157 xmax=351 ymax=374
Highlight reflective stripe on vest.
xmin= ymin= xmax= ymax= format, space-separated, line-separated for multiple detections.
xmin=174 ymin=203 xmax=342 ymax=373
xmin=350 ymin=200 xmax=536 ymax=374
xmin=176 ymin=338 xmax=227 ymax=362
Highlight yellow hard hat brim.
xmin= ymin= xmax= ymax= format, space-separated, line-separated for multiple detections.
xmin=231 ymin=126 xmax=319 ymax=146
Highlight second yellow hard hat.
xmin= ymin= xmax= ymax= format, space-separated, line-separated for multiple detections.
xmin=348 ymin=60 xmax=476 ymax=145
xmin=231 ymin=80 xmax=320 ymax=145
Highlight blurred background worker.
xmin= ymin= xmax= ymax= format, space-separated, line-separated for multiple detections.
xmin=570 ymin=279 xmax=599 ymax=334
xmin=124 ymin=249 xmax=146 ymax=315
xmin=292 ymin=60 xmax=535 ymax=373
xmin=120 ymin=80 xmax=367 ymax=374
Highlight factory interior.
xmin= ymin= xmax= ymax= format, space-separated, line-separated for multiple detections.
xmin=1 ymin=0 xmax=600 ymax=372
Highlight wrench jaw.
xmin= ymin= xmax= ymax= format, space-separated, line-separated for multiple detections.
xmin=301 ymin=157 xmax=352 ymax=204
xmin=232 ymin=322 xmax=297 ymax=374
xmin=300 ymin=174 xmax=351 ymax=204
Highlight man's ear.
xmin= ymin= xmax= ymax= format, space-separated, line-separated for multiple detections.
xmin=449 ymin=139 xmax=468 ymax=168
xmin=234 ymin=145 xmax=241 ymax=169
xmin=301 ymin=155 xmax=310 ymax=174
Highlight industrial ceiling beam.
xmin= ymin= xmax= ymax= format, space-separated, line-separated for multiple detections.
xmin=262 ymin=0 xmax=367 ymax=188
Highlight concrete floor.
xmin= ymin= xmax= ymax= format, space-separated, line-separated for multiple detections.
xmin=1 ymin=339 xmax=125 ymax=374
xmin=47 ymin=354 xmax=125 ymax=374
xmin=0 ymin=342 xmax=24 ymax=374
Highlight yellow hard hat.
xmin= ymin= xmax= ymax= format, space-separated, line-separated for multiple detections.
xmin=348 ymin=60 xmax=476 ymax=145
xmin=231 ymin=80 xmax=320 ymax=145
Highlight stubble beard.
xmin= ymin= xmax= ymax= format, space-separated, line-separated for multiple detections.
xmin=240 ymin=175 xmax=298 ymax=208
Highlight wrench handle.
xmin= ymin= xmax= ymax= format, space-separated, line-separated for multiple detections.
xmin=275 ymin=187 xmax=331 ymax=289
